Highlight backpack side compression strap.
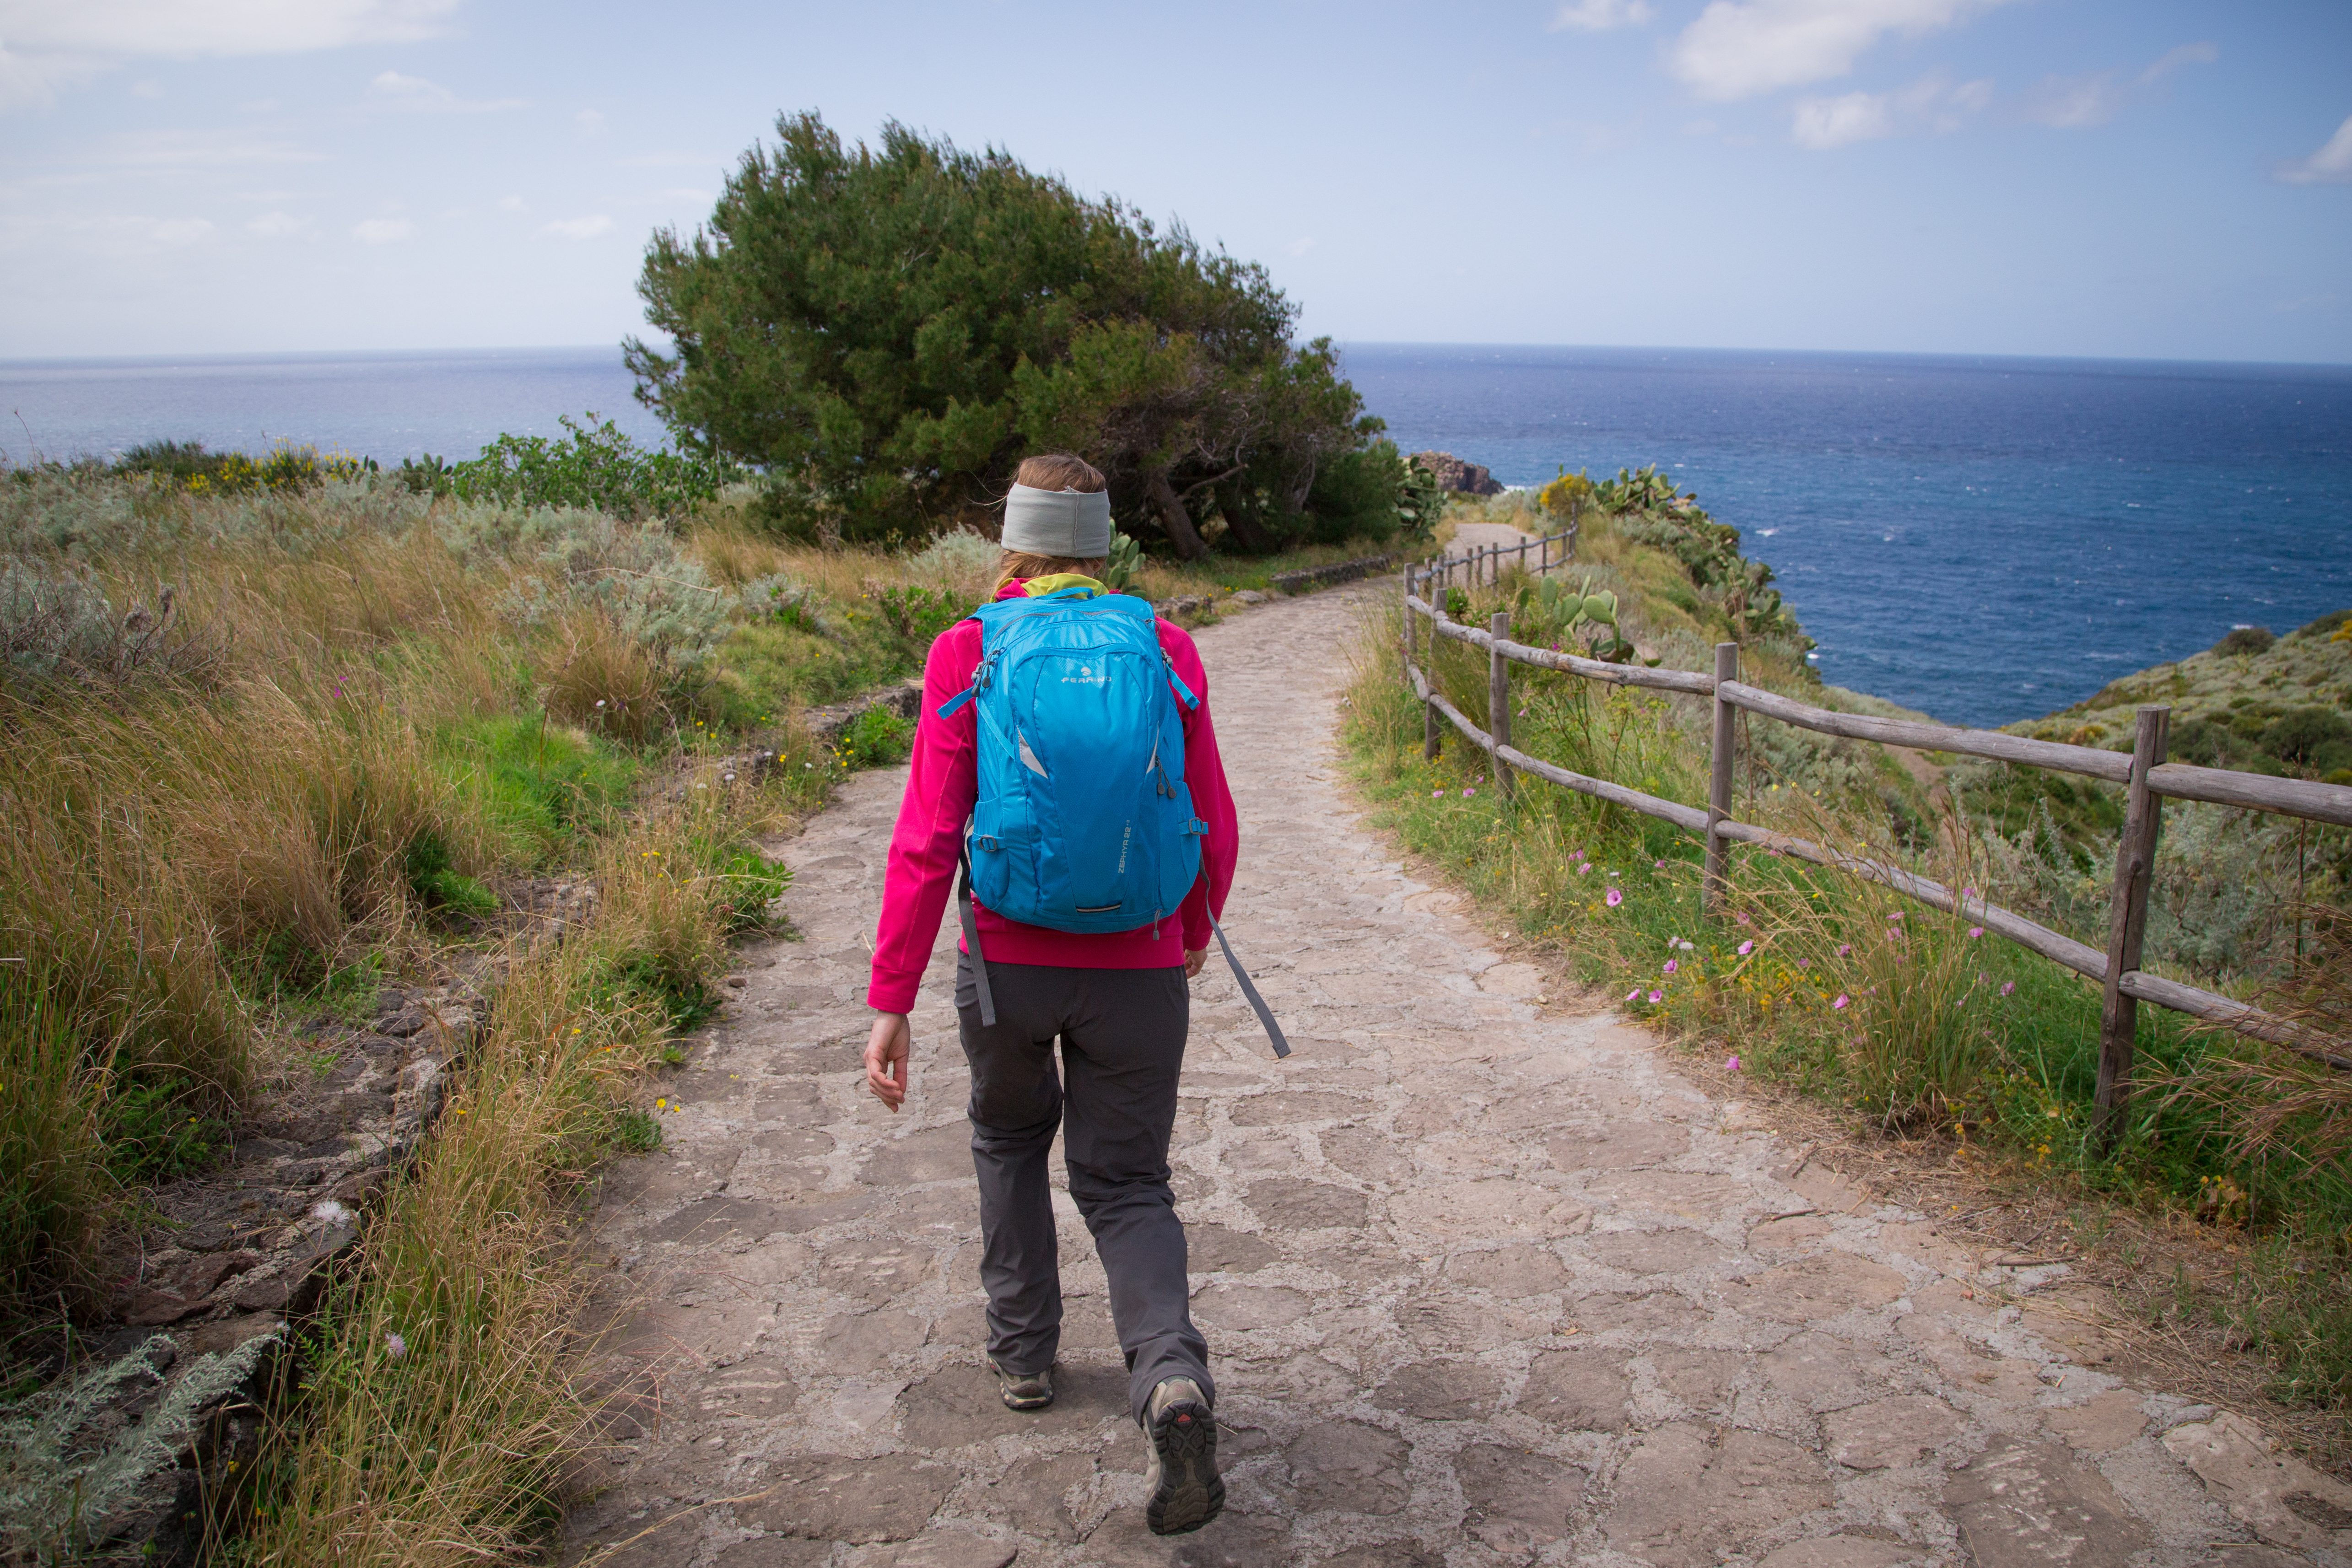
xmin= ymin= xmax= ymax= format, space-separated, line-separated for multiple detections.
xmin=956 ymin=845 xmax=998 ymax=1028
xmin=1210 ymin=915 xmax=1290 ymax=1059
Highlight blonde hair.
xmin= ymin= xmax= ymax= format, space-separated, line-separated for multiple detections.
xmin=995 ymin=453 xmax=1108 ymax=590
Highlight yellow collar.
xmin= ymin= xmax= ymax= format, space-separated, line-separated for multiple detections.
xmin=1021 ymin=573 xmax=1106 ymax=597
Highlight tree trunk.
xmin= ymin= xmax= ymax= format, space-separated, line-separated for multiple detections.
xmin=1146 ymin=468 xmax=1211 ymax=561
xmin=1214 ymin=481 xmax=1275 ymax=555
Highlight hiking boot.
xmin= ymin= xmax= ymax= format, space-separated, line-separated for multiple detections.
xmin=992 ymin=1360 xmax=1054 ymax=1411
xmin=1140 ymin=1376 xmax=1223 ymax=1536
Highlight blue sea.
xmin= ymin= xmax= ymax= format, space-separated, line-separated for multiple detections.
xmin=3 ymin=343 xmax=2347 ymax=730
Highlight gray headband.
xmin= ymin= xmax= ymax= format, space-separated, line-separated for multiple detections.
xmin=1002 ymin=482 xmax=1111 ymax=559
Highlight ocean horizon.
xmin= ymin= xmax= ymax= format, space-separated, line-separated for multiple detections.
xmin=4 ymin=341 xmax=2347 ymax=730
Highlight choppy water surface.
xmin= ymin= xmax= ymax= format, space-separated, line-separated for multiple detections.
xmin=1346 ymin=344 xmax=2352 ymax=727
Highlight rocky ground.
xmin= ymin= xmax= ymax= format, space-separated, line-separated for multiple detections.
xmin=560 ymin=580 xmax=2352 ymax=1568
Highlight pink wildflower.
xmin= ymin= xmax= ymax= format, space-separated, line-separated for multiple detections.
xmin=1833 ymin=994 xmax=1850 ymax=1009
xmin=1462 ymin=787 xmax=1475 ymax=797
xmin=1726 ymin=1055 xmax=1741 ymax=1071
xmin=1737 ymin=939 xmax=1754 ymax=956
xmin=1888 ymin=911 xmax=1903 ymax=922
xmin=1579 ymin=863 xmax=1592 ymax=875
xmin=385 ymin=1331 xmax=407 ymax=1360
xmin=1626 ymin=987 xmax=1640 ymax=1002
xmin=1432 ymin=789 xmax=1443 ymax=797
xmin=1663 ymin=959 xmax=1678 ymax=975
xmin=1796 ymin=957 xmax=1809 ymax=968
xmin=1968 ymin=926 xmax=1984 ymax=938
xmin=1654 ymin=858 xmax=1667 ymax=870
xmin=2000 ymin=980 xmax=2016 ymax=996
xmin=1648 ymin=990 xmax=1663 ymax=1004
xmin=1837 ymin=943 xmax=1851 ymax=957
xmin=1736 ymin=912 xmax=1752 ymax=926
xmin=1606 ymin=887 xmax=1623 ymax=908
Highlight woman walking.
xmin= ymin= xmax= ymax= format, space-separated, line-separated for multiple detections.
xmin=861 ymin=453 xmax=1237 ymax=1536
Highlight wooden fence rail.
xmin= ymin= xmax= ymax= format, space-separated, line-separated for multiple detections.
xmin=1397 ymin=567 xmax=2352 ymax=1141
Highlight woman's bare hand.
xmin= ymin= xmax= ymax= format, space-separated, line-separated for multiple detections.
xmin=864 ymin=1012 xmax=912 ymax=1111
xmin=1183 ymin=948 xmax=1208 ymax=980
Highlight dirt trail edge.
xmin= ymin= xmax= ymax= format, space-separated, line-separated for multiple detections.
xmin=564 ymin=582 xmax=2339 ymax=1568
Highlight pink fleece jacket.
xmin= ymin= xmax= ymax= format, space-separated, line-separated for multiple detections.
xmin=865 ymin=580 xmax=1238 ymax=1014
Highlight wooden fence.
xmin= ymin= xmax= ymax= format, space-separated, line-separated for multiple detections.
xmin=1424 ymin=524 xmax=1580 ymax=589
xmin=1397 ymin=555 xmax=2352 ymax=1142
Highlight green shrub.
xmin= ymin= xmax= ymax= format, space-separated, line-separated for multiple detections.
xmin=449 ymin=415 xmax=741 ymax=520
xmin=2215 ymin=625 xmax=2276 ymax=657
xmin=837 ymin=704 xmax=915 ymax=767
xmin=100 ymin=1075 xmax=230 ymax=1186
xmin=862 ymin=583 xmax=973 ymax=643
xmin=111 ymin=440 xmax=367 ymax=496
xmin=2262 ymin=706 xmax=2352 ymax=773
xmin=401 ymin=830 xmax=499 ymax=922
xmin=740 ymin=574 xmax=834 ymax=634
xmin=609 ymin=1107 xmax=663 ymax=1153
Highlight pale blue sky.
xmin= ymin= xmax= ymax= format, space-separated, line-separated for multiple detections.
xmin=2 ymin=0 xmax=2347 ymax=362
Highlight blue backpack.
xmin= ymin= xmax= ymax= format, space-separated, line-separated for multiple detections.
xmin=938 ymin=583 xmax=1287 ymax=1055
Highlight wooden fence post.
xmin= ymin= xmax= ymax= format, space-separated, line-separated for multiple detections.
xmin=1702 ymin=642 xmax=1739 ymax=918
xmin=1423 ymin=576 xmax=1444 ymax=761
xmin=1490 ymin=610 xmax=1514 ymax=801
xmin=2095 ymin=704 xmax=2171 ymax=1149
xmin=1568 ymin=500 xmax=1580 ymax=560
xmin=1402 ymin=564 xmax=1416 ymax=674
xmin=1518 ymin=537 xmax=1529 ymax=577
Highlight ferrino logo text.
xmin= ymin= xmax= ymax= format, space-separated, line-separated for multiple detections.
xmin=1060 ymin=661 xmax=1111 ymax=685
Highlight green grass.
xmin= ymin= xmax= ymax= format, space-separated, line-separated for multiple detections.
xmin=434 ymin=716 xmax=639 ymax=863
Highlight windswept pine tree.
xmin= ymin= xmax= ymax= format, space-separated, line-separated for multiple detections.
xmin=626 ymin=112 xmax=1417 ymax=555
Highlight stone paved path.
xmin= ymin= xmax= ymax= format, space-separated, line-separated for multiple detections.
xmin=565 ymin=584 xmax=2347 ymax=1568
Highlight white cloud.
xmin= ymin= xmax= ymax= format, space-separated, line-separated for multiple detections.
xmin=1790 ymin=70 xmax=1989 ymax=148
xmin=245 ymin=210 xmax=309 ymax=237
xmin=1682 ymin=118 xmax=1720 ymax=135
xmin=1549 ymin=0 xmax=1653 ymax=32
xmin=365 ymin=70 xmax=523 ymax=113
xmin=1283 ymin=237 xmax=1316 ymax=258
xmin=0 ymin=0 xmax=459 ymax=57
xmin=0 ymin=47 xmax=112 ymax=112
xmin=151 ymin=217 xmax=215 ymax=245
xmin=2018 ymin=71 xmax=2124 ymax=129
xmin=497 ymin=194 xmax=527 ymax=211
xmin=1 ymin=0 xmax=459 ymax=110
xmin=575 ymin=108 xmax=604 ymax=136
xmin=2141 ymin=41 xmax=2217 ymax=86
xmin=99 ymin=128 xmax=324 ymax=167
xmin=1670 ymin=0 xmax=2018 ymax=102
xmin=658 ymin=187 xmax=711 ymax=204
xmin=352 ymin=216 xmax=412 ymax=242
xmin=129 ymin=79 xmax=162 ymax=99
xmin=539 ymin=214 xmax=612 ymax=240
xmin=2276 ymin=114 xmax=2352 ymax=186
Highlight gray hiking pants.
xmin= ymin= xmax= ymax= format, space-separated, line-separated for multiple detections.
xmin=954 ymin=953 xmax=1213 ymax=1422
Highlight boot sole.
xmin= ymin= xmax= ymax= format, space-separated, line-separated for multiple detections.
xmin=1145 ymin=1399 xmax=1224 ymax=1536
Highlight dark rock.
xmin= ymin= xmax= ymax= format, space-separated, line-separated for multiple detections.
xmin=1412 ymin=452 xmax=1505 ymax=496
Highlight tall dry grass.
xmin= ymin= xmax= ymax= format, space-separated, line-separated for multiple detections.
xmin=238 ymin=802 xmax=730 ymax=1564
xmin=0 ymin=473 xmax=774 ymax=1298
